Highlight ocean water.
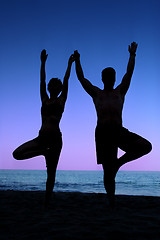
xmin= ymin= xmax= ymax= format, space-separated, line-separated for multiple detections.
xmin=0 ymin=169 xmax=160 ymax=196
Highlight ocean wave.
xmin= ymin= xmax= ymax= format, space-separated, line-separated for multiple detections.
xmin=1 ymin=170 xmax=160 ymax=196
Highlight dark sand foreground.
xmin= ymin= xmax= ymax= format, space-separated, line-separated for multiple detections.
xmin=0 ymin=191 xmax=160 ymax=240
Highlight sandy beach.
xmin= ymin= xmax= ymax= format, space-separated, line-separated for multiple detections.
xmin=0 ymin=190 xmax=160 ymax=240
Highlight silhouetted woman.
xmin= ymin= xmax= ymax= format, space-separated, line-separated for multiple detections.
xmin=13 ymin=49 xmax=75 ymax=206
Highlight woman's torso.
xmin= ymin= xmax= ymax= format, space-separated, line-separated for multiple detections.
xmin=39 ymin=97 xmax=64 ymax=137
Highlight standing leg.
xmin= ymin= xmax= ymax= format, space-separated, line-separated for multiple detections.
xmin=102 ymin=165 xmax=116 ymax=208
xmin=95 ymin=126 xmax=118 ymax=208
xmin=44 ymin=142 xmax=62 ymax=207
xmin=117 ymin=128 xmax=152 ymax=170
xmin=45 ymin=158 xmax=58 ymax=207
xmin=102 ymin=147 xmax=118 ymax=208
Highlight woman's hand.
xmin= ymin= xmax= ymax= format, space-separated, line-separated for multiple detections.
xmin=68 ymin=54 xmax=75 ymax=65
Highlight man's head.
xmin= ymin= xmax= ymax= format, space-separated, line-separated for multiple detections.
xmin=101 ymin=67 xmax=116 ymax=89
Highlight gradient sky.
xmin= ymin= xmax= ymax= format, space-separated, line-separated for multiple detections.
xmin=0 ymin=0 xmax=160 ymax=171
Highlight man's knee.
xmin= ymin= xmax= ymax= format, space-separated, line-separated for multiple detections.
xmin=138 ymin=138 xmax=152 ymax=156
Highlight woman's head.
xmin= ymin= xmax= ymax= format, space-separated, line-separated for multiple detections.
xmin=47 ymin=78 xmax=63 ymax=97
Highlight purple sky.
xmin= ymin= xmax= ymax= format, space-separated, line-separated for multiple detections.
xmin=0 ymin=0 xmax=160 ymax=171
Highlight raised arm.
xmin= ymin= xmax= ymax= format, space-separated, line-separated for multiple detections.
xmin=119 ymin=42 xmax=138 ymax=96
xmin=59 ymin=54 xmax=75 ymax=102
xmin=40 ymin=49 xmax=49 ymax=102
xmin=74 ymin=50 xmax=99 ymax=97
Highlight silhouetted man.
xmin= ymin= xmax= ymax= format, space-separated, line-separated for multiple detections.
xmin=74 ymin=42 xmax=152 ymax=207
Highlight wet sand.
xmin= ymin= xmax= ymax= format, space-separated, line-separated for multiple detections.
xmin=0 ymin=190 xmax=160 ymax=240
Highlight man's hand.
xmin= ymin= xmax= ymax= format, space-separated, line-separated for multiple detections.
xmin=128 ymin=42 xmax=138 ymax=55
xmin=41 ymin=49 xmax=48 ymax=63
xmin=74 ymin=50 xmax=80 ymax=61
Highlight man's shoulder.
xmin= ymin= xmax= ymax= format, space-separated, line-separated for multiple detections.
xmin=91 ymin=86 xmax=102 ymax=99
xmin=114 ymin=85 xmax=124 ymax=94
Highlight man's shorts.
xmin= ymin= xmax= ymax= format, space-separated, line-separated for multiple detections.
xmin=95 ymin=125 xmax=144 ymax=164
